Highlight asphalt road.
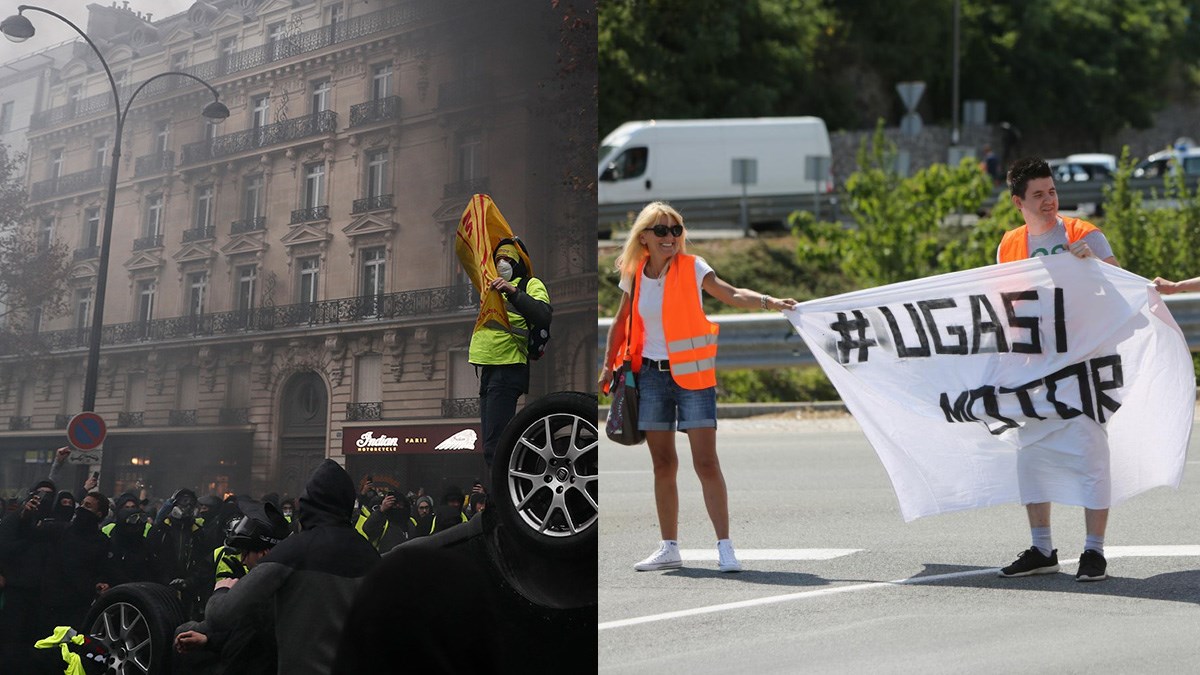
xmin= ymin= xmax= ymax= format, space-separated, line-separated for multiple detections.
xmin=599 ymin=415 xmax=1200 ymax=674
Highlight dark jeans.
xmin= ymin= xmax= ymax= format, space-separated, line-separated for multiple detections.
xmin=479 ymin=362 xmax=529 ymax=469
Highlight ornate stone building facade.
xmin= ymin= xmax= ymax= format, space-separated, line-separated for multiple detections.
xmin=0 ymin=0 xmax=597 ymax=499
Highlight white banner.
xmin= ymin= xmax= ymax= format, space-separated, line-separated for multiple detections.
xmin=785 ymin=255 xmax=1194 ymax=521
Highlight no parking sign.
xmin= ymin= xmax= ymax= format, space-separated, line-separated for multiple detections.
xmin=67 ymin=412 xmax=107 ymax=451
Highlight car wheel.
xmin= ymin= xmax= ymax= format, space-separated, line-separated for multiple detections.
xmin=83 ymin=582 xmax=185 ymax=675
xmin=492 ymin=391 xmax=598 ymax=554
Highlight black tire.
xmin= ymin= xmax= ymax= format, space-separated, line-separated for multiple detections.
xmin=492 ymin=391 xmax=598 ymax=554
xmin=83 ymin=582 xmax=185 ymax=675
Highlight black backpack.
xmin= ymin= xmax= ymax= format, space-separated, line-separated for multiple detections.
xmin=517 ymin=276 xmax=550 ymax=361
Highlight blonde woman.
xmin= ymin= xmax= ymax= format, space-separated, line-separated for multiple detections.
xmin=600 ymin=202 xmax=798 ymax=573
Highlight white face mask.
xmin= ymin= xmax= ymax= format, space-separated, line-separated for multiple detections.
xmin=496 ymin=259 xmax=514 ymax=282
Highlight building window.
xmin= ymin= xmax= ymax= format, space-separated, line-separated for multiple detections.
xmin=298 ymin=256 xmax=319 ymax=304
xmin=49 ymin=148 xmax=63 ymax=179
xmin=236 ymin=265 xmax=257 ymax=312
xmin=93 ymin=137 xmax=109 ymax=168
xmin=360 ymin=247 xmax=385 ymax=316
xmin=177 ymin=368 xmax=199 ymax=412
xmin=0 ymin=101 xmax=14 ymax=132
xmin=326 ymin=3 xmax=344 ymax=27
xmin=267 ymin=22 xmax=285 ymax=60
xmin=64 ymin=376 xmax=83 ymax=416
xmin=155 ymin=120 xmax=170 ymax=153
xmin=355 ymin=353 xmax=382 ymax=403
xmin=194 ymin=185 xmax=214 ymax=229
xmin=144 ymin=194 xmax=163 ymax=237
xmin=242 ymin=174 xmax=264 ymax=220
xmin=366 ymin=149 xmax=388 ymax=198
xmin=457 ymin=131 xmax=482 ymax=181
xmin=29 ymin=306 xmax=42 ymax=334
xmin=371 ymin=63 xmax=392 ymax=100
xmin=126 ymin=373 xmax=146 ymax=413
xmin=304 ymin=163 xmax=325 ymax=209
xmin=136 ymin=279 xmax=156 ymax=324
xmin=227 ymin=365 xmax=250 ymax=408
xmin=68 ymin=85 xmax=82 ymax=107
xmin=171 ymin=52 xmax=188 ymax=70
xmin=219 ymin=36 xmax=237 ymax=72
xmin=251 ymin=94 xmax=270 ymax=129
xmin=449 ymin=350 xmax=476 ymax=400
xmin=38 ymin=217 xmax=54 ymax=251
xmin=83 ymin=207 xmax=100 ymax=248
xmin=311 ymin=78 xmax=331 ymax=114
xmin=74 ymin=288 xmax=92 ymax=330
xmin=188 ymin=271 xmax=207 ymax=316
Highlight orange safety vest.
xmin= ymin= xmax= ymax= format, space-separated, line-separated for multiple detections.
xmin=620 ymin=254 xmax=719 ymax=390
xmin=997 ymin=216 xmax=1100 ymax=263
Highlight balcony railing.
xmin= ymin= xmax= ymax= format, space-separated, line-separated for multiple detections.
xmin=443 ymin=177 xmax=489 ymax=199
xmin=219 ymin=407 xmax=250 ymax=425
xmin=346 ymin=402 xmax=382 ymax=421
xmin=182 ymin=111 xmax=337 ymax=164
xmin=350 ymin=95 xmax=401 ymax=127
xmin=54 ymin=414 xmax=71 ymax=429
xmin=182 ymin=225 xmax=216 ymax=242
xmin=16 ymin=284 xmax=478 ymax=354
xmin=118 ymin=411 xmax=144 ymax=427
xmin=441 ymin=398 xmax=480 ymax=418
xmin=31 ymin=166 xmax=108 ymax=201
xmin=169 ymin=409 xmax=198 ymax=426
xmin=8 ymin=416 xmax=32 ymax=430
xmin=74 ymin=246 xmax=100 ymax=261
xmin=352 ymin=194 xmax=393 ymax=214
xmin=290 ymin=205 xmax=329 ymax=224
xmin=133 ymin=234 xmax=164 ymax=251
xmin=30 ymin=3 xmax=424 ymax=131
xmin=231 ymin=216 xmax=265 ymax=235
xmin=134 ymin=151 xmax=175 ymax=177
xmin=438 ymin=76 xmax=495 ymax=110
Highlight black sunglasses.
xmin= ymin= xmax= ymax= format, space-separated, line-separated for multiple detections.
xmin=650 ymin=223 xmax=684 ymax=237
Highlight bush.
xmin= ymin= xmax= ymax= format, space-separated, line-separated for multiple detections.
xmin=717 ymin=366 xmax=837 ymax=403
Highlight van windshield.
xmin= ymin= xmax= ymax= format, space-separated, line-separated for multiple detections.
xmin=599 ymin=144 xmax=618 ymax=168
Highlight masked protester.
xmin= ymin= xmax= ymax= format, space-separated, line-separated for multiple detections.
xmin=409 ymin=495 xmax=435 ymax=538
xmin=360 ymin=489 xmax=410 ymax=553
xmin=174 ymin=500 xmax=291 ymax=675
xmin=44 ymin=493 xmax=111 ymax=630
xmin=0 ymin=481 xmax=58 ymax=670
xmin=103 ymin=507 xmax=154 ymax=586
xmin=202 ymin=460 xmax=379 ymax=675
xmin=147 ymin=488 xmax=209 ymax=617
xmin=469 ymin=237 xmax=552 ymax=472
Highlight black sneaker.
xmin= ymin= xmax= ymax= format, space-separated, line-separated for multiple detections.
xmin=998 ymin=546 xmax=1060 ymax=577
xmin=1075 ymin=549 xmax=1108 ymax=582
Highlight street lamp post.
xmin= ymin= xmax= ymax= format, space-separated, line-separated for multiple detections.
xmin=3 ymin=5 xmax=229 ymax=413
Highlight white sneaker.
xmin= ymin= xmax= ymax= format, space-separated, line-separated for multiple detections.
xmin=634 ymin=541 xmax=682 ymax=571
xmin=717 ymin=539 xmax=742 ymax=573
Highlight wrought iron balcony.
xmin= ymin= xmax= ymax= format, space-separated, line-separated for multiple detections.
xmin=352 ymin=194 xmax=393 ymax=214
xmin=54 ymin=414 xmax=71 ymax=429
xmin=118 ymin=411 xmax=144 ymax=428
xmin=443 ymin=177 xmax=489 ymax=199
xmin=182 ymin=225 xmax=216 ymax=242
xmin=219 ymin=407 xmax=250 ymax=425
xmin=30 ymin=166 xmax=108 ymax=201
xmin=346 ymin=402 xmax=382 ymax=421
xmin=30 ymin=3 xmax=423 ymax=132
xmin=182 ymin=111 xmax=337 ymax=165
xmin=290 ymin=205 xmax=329 ymax=224
xmin=350 ymin=96 xmax=401 ymax=127
xmin=169 ymin=409 xmax=198 ymax=426
xmin=133 ymin=234 xmax=164 ymax=251
xmin=231 ymin=216 xmax=266 ymax=235
xmin=8 ymin=416 xmax=32 ymax=431
xmin=441 ymin=398 xmax=480 ymax=418
xmin=74 ymin=246 xmax=100 ymax=261
xmin=438 ymin=77 xmax=495 ymax=110
xmin=22 ymin=284 xmax=478 ymax=354
xmin=134 ymin=151 xmax=175 ymax=177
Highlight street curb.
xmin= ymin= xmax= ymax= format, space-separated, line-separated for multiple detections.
xmin=598 ymin=401 xmax=848 ymax=421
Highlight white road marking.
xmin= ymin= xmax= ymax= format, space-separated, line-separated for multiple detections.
xmin=681 ymin=549 xmax=861 ymax=561
xmin=602 ymin=470 xmax=652 ymax=474
xmin=599 ymin=545 xmax=1200 ymax=631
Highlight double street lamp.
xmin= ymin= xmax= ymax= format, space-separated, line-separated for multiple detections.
xmin=3 ymin=5 xmax=229 ymax=412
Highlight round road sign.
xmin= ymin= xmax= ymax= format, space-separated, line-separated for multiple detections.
xmin=67 ymin=412 xmax=107 ymax=451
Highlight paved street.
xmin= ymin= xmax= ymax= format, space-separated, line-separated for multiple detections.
xmin=599 ymin=414 xmax=1200 ymax=674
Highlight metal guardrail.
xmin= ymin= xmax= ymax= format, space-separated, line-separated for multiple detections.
xmin=598 ymin=293 xmax=1200 ymax=370
xmin=598 ymin=176 xmax=1200 ymax=234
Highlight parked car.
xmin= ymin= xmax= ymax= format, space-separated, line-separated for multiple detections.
xmin=1049 ymin=155 xmax=1114 ymax=183
xmin=1133 ymin=147 xmax=1200 ymax=179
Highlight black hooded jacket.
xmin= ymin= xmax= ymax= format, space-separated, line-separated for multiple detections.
xmin=205 ymin=459 xmax=379 ymax=675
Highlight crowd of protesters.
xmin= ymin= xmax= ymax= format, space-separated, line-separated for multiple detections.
xmin=0 ymin=448 xmax=490 ymax=673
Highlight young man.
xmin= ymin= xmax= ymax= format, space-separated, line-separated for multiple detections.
xmin=995 ymin=157 xmax=1118 ymax=582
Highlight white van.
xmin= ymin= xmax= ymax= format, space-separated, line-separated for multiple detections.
xmin=597 ymin=117 xmax=832 ymax=205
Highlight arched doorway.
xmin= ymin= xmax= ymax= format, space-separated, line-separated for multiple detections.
xmin=278 ymin=371 xmax=329 ymax=499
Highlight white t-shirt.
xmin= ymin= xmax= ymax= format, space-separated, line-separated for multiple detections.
xmin=619 ymin=256 xmax=714 ymax=360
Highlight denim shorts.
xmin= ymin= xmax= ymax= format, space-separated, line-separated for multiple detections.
xmin=637 ymin=365 xmax=717 ymax=431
